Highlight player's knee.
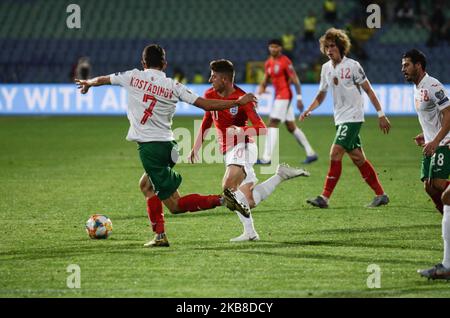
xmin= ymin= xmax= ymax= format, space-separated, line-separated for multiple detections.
xmin=431 ymin=179 xmax=447 ymax=193
xmin=286 ymin=122 xmax=297 ymax=133
xmin=247 ymin=197 xmax=256 ymax=209
xmin=351 ymin=157 xmax=365 ymax=167
xmin=139 ymin=176 xmax=148 ymax=193
xmin=330 ymin=150 xmax=343 ymax=161
xmin=167 ymin=203 xmax=182 ymax=214
xmin=268 ymin=119 xmax=280 ymax=127
xmin=168 ymin=208 xmax=182 ymax=214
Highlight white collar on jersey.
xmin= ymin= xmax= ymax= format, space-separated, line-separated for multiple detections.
xmin=416 ymin=72 xmax=429 ymax=88
xmin=144 ymin=68 xmax=167 ymax=77
xmin=330 ymin=56 xmax=347 ymax=68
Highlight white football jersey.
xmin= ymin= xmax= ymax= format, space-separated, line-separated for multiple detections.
xmin=414 ymin=73 xmax=450 ymax=146
xmin=319 ymin=56 xmax=368 ymax=125
xmin=110 ymin=68 xmax=199 ymax=142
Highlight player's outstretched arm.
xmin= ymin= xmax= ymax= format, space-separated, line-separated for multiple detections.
xmin=361 ymin=80 xmax=390 ymax=134
xmin=299 ymin=90 xmax=326 ymax=121
xmin=75 ymin=76 xmax=111 ymax=94
xmin=193 ymin=93 xmax=257 ymax=111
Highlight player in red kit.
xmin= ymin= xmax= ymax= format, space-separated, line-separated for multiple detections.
xmin=257 ymin=39 xmax=317 ymax=165
xmin=189 ymin=60 xmax=310 ymax=241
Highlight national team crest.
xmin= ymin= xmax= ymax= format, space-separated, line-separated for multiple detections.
xmin=274 ymin=64 xmax=280 ymax=74
xmin=230 ymin=106 xmax=239 ymax=115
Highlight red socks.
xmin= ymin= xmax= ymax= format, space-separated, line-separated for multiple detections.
xmin=146 ymin=194 xmax=221 ymax=233
xmin=322 ymin=160 xmax=342 ymax=198
xmin=358 ymin=160 xmax=384 ymax=196
xmin=146 ymin=196 xmax=164 ymax=234
xmin=178 ymin=194 xmax=222 ymax=212
xmin=322 ymin=159 xmax=385 ymax=199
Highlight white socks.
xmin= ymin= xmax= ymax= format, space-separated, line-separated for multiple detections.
xmin=252 ymin=174 xmax=283 ymax=206
xmin=262 ymin=127 xmax=278 ymax=162
xmin=293 ymin=128 xmax=315 ymax=156
xmin=442 ymin=205 xmax=450 ymax=268
xmin=234 ymin=190 xmax=257 ymax=236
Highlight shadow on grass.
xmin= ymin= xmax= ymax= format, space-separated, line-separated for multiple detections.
xmin=0 ymin=241 xmax=176 ymax=262
xmin=303 ymin=223 xmax=440 ymax=235
xmin=1 ymin=224 xmax=441 ymax=264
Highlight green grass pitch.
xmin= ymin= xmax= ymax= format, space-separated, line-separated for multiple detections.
xmin=0 ymin=115 xmax=448 ymax=297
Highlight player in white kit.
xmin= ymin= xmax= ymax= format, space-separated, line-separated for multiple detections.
xmin=401 ymin=49 xmax=450 ymax=280
xmin=299 ymin=28 xmax=391 ymax=209
xmin=75 ymin=44 xmax=257 ymax=247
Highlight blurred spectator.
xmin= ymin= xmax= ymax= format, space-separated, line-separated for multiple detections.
xmin=323 ymin=0 xmax=337 ymax=24
xmin=192 ymin=71 xmax=205 ymax=84
xmin=395 ymin=0 xmax=415 ymax=26
xmin=70 ymin=56 xmax=92 ymax=81
xmin=345 ymin=24 xmax=368 ymax=61
xmin=281 ymin=32 xmax=296 ymax=61
xmin=426 ymin=2 xmax=446 ymax=47
xmin=173 ymin=67 xmax=187 ymax=84
xmin=303 ymin=11 xmax=317 ymax=42
xmin=303 ymin=63 xmax=321 ymax=83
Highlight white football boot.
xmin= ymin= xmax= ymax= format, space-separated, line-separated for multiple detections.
xmin=230 ymin=232 xmax=260 ymax=242
xmin=276 ymin=163 xmax=310 ymax=180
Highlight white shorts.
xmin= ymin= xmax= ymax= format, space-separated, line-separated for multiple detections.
xmin=270 ymin=99 xmax=295 ymax=122
xmin=224 ymin=142 xmax=258 ymax=186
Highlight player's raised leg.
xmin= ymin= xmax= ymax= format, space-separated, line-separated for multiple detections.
xmin=163 ymin=191 xmax=223 ymax=214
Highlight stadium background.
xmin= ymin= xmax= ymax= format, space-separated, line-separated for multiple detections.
xmin=0 ymin=0 xmax=449 ymax=116
xmin=2 ymin=0 xmax=450 ymax=299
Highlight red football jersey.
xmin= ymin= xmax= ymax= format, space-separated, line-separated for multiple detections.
xmin=265 ymin=55 xmax=295 ymax=100
xmin=201 ymin=86 xmax=266 ymax=154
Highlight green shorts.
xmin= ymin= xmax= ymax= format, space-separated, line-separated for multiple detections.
xmin=333 ymin=122 xmax=363 ymax=151
xmin=421 ymin=145 xmax=450 ymax=181
xmin=138 ymin=141 xmax=182 ymax=200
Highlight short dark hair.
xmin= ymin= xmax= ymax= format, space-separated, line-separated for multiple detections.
xmin=403 ymin=49 xmax=427 ymax=70
xmin=268 ymin=39 xmax=283 ymax=47
xmin=142 ymin=44 xmax=166 ymax=69
xmin=209 ymin=59 xmax=235 ymax=81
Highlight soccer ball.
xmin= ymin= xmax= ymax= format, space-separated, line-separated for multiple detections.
xmin=85 ymin=214 xmax=113 ymax=239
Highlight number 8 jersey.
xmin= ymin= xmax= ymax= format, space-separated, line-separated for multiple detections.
xmin=414 ymin=73 xmax=450 ymax=146
xmin=110 ymin=68 xmax=199 ymax=142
